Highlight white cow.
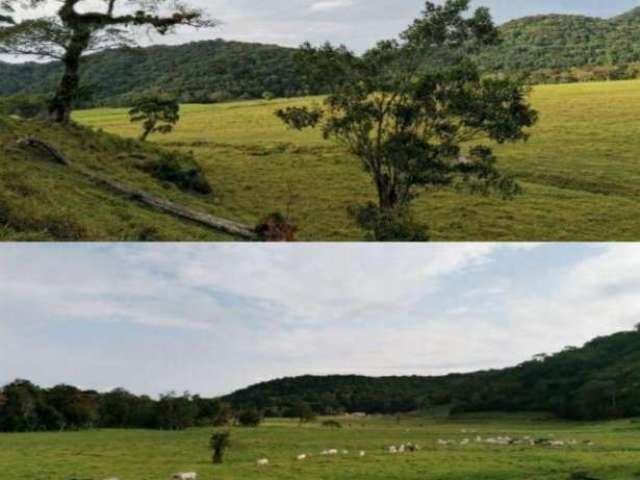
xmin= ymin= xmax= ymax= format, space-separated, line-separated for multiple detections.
xmin=256 ymin=458 xmax=269 ymax=466
xmin=359 ymin=451 xmax=366 ymax=457
xmin=388 ymin=445 xmax=398 ymax=453
xmin=173 ymin=473 xmax=197 ymax=480
xmin=328 ymin=449 xmax=338 ymax=455
xmin=297 ymin=454 xmax=309 ymax=461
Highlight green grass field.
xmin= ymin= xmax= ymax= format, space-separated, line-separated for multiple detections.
xmin=1 ymin=414 xmax=639 ymax=480
xmin=73 ymin=79 xmax=640 ymax=241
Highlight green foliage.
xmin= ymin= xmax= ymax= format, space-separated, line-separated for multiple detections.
xmin=278 ymin=1 xmax=536 ymax=239
xmin=321 ymin=420 xmax=342 ymax=428
xmin=0 ymin=40 xmax=306 ymax=106
xmin=477 ymin=9 xmax=640 ymax=72
xmin=129 ymin=95 xmax=180 ymax=141
xmin=210 ymin=430 xmax=231 ymax=464
xmin=237 ymin=407 xmax=262 ymax=428
xmin=139 ymin=150 xmax=212 ymax=195
xmin=0 ymin=93 xmax=48 ymax=118
xmin=349 ymin=203 xmax=429 ymax=241
xmin=222 ymin=329 xmax=640 ymax=421
xmin=293 ymin=401 xmax=316 ymax=423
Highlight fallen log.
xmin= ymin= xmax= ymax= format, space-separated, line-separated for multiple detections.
xmin=85 ymin=169 xmax=257 ymax=240
xmin=17 ymin=137 xmax=258 ymax=240
xmin=18 ymin=137 xmax=69 ymax=166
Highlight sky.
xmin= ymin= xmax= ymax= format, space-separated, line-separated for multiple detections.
xmin=3 ymin=0 xmax=640 ymax=58
xmin=1 ymin=243 xmax=639 ymax=398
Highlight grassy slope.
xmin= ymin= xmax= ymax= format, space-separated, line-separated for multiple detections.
xmin=76 ymin=80 xmax=640 ymax=241
xmin=0 ymin=117 xmax=234 ymax=241
xmin=0 ymin=415 xmax=638 ymax=480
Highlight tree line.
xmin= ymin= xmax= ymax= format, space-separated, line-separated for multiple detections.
xmin=2 ymin=328 xmax=638 ymax=433
xmin=224 ymin=328 xmax=640 ymax=421
xmin=0 ymin=381 xmax=260 ymax=433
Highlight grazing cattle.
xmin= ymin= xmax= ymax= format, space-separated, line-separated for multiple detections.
xmin=388 ymin=445 xmax=398 ymax=453
xmin=256 ymin=458 xmax=269 ymax=466
xmin=328 ymin=449 xmax=338 ymax=455
xmin=173 ymin=473 xmax=197 ymax=480
xmin=297 ymin=454 xmax=308 ymax=461
xmin=359 ymin=451 xmax=366 ymax=457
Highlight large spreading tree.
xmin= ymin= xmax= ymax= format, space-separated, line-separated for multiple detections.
xmin=0 ymin=0 xmax=216 ymax=123
xmin=277 ymin=0 xmax=538 ymax=240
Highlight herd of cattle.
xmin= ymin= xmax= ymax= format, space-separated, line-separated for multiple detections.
xmin=436 ymin=435 xmax=595 ymax=447
xmin=100 ymin=435 xmax=596 ymax=480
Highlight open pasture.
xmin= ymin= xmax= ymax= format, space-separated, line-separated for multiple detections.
xmin=1 ymin=415 xmax=639 ymax=480
xmin=75 ymin=80 xmax=640 ymax=241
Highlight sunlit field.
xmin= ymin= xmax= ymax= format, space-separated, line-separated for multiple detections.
xmin=73 ymin=79 xmax=640 ymax=241
xmin=1 ymin=414 xmax=639 ymax=480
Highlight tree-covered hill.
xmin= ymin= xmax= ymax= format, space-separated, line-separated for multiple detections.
xmin=223 ymin=328 xmax=640 ymax=421
xmin=4 ymin=8 xmax=640 ymax=106
xmin=0 ymin=39 xmax=305 ymax=106
xmin=1 ymin=328 xmax=639 ymax=432
xmin=477 ymin=8 xmax=640 ymax=71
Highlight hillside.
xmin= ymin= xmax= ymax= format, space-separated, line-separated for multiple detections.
xmin=477 ymin=8 xmax=640 ymax=71
xmin=0 ymin=116 xmax=261 ymax=241
xmin=0 ymin=39 xmax=304 ymax=106
xmin=223 ymin=328 xmax=640 ymax=420
xmin=4 ymin=8 xmax=640 ymax=105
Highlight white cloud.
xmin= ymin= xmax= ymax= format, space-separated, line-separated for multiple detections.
xmin=310 ymin=0 xmax=354 ymax=12
xmin=1 ymin=244 xmax=639 ymax=397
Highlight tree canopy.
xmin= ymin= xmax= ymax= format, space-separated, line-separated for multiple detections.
xmin=0 ymin=0 xmax=216 ymax=122
xmin=277 ymin=0 xmax=537 ymax=240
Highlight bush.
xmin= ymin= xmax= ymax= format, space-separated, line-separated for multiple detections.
xmin=570 ymin=470 xmax=600 ymax=480
xmin=140 ymin=151 xmax=212 ymax=195
xmin=349 ymin=203 xmax=429 ymax=242
xmin=321 ymin=420 xmax=342 ymax=429
xmin=237 ymin=407 xmax=262 ymax=427
xmin=0 ymin=94 xmax=49 ymax=119
xmin=210 ymin=430 xmax=231 ymax=464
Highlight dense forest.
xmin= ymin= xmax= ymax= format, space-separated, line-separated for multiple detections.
xmin=1 ymin=328 xmax=639 ymax=433
xmin=478 ymin=7 xmax=640 ymax=71
xmin=3 ymin=8 xmax=640 ymax=106
xmin=0 ymin=40 xmax=306 ymax=106
xmin=224 ymin=328 xmax=640 ymax=421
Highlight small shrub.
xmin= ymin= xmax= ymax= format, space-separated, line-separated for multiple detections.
xmin=255 ymin=212 xmax=297 ymax=241
xmin=38 ymin=215 xmax=88 ymax=241
xmin=321 ymin=420 xmax=342 ymax=429
xmin=210 ymin=430 xmax=231 ymax=464
xmin=140 ymin=151 xmax=212 ymax=195
xmin=0 ymin=94 xmax=49 ymax=119
xmin=349 ymin=203 xmax=428 ymax=242
xmin=237 ymin=407 xmax=262 ymax=427
xmin=570 ymin=470 xmax=600 ymax=480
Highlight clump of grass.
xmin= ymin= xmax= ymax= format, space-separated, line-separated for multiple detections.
xmin=0 ymin=194 xmax=87 ymax=240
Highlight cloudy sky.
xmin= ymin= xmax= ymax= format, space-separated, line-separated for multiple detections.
xmin=5 ymin=0 xmax=640 ymax=55
xmin=0 ymin=243 xmax=638 ymax=397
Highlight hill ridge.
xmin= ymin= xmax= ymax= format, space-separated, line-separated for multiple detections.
xmin=222 ymin=329 xmax=640 ymax=421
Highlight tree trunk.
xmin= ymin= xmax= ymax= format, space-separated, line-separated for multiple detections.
xmin=49 ymin=27 xmax=91 ymax=123
xmin=376 ymin=173 xmax=398 ymax=210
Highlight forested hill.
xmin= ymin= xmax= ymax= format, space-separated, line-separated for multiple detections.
xmin=223 ymin=328 xmax=640 ymax=420
xmin=3 ymin=8 xmax=640 ymax=104
xmin=4 ymin=8 xmax=640 ymax=105
xmin=0 ymin=39 xmax=304 ymax=106
xmin=477 ymin=8 xmax=640 ymax=71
